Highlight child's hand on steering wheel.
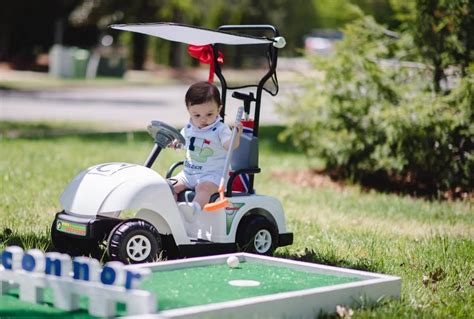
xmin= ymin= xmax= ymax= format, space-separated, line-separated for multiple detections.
xmin=168 ymin=139 xmax=185 ymax=150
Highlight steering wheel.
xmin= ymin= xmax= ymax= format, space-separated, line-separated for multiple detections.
xmin=147 ymin=120 xmax=185 ymax=148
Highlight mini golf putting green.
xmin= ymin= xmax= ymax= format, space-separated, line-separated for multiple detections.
xmin=0 ymin=253 xmax=401 ymax=318
xmin=128 ymin=253 xmax=401 ymax=318
xmin=140 ymin=261 xmax=361 ymax=310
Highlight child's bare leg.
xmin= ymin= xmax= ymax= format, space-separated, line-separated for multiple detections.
xmin=172 ymin=181 xmax=188 ymax=201
xmin=194 ymin=181 xmax=219 ymax=209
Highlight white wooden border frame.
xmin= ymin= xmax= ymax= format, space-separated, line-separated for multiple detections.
xmin=125 ymin=253 xmax=401 ymax=319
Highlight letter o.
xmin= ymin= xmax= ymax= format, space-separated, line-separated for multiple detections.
xmin=100 ymin=266 xmax=116 ymax=285
xmin=22 ymin=254 xmax=36 ymax=272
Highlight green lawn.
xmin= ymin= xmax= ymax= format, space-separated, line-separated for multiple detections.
xmin=0 ymin=121 xmax=472 ymax=318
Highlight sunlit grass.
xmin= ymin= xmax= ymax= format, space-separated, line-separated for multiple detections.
xmin=0 ymin=121 xmax=472 ymax=318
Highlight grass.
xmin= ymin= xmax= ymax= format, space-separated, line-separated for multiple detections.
xmin=0 ymin=121 xmax=472 ymax=318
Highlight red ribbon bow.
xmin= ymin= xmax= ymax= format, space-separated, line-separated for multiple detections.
xmin=187 ymin=44 xmax=224 ymax=83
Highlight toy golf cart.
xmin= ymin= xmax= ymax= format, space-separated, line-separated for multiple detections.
xmin=51 ymin=23 xmax=293 ymax=264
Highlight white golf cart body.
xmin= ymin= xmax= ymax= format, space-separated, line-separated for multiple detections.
xmin=60 ymin=162 xmax=288 ymax=246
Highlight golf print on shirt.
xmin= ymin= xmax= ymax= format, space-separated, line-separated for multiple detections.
xmin=188 ymin=136 xmax=214 ymax=163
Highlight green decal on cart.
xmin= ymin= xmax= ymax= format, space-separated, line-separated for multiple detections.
xmin=56 ymin=220 xmax=87 ymax=236
xmin=225 ymin=203 xmax=245 ymax=235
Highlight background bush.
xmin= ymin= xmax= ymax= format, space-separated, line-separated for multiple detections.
xmin=279 ymin=15 xmax=473 ymax=197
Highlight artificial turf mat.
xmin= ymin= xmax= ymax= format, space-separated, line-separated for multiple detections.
xmin=141 ymin=261 xmax=361 ymax=310
xmin=0 ymin=260 xmax=360 ymax=317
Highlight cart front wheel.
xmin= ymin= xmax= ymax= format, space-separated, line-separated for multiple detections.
xmin=107 ymin=219 xmax=162 ymax=264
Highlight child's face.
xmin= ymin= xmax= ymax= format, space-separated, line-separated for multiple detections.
xmin=187 ymin=101 xmax=221 ymax=129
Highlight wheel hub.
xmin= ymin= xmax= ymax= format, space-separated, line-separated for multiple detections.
xmin=254 ymin=229 xmax=272 ymax=253
xmin=126 ymin=235 xmax=152 ymax=262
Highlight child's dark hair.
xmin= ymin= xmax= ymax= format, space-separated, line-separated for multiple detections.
xmin=185 ymin=81 xmax=221 ymax=107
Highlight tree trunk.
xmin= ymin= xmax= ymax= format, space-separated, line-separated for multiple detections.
xmin=168 ymin=8 xmax=184 ymax=68
xmin=132 ymin=33 xmax=147 ymax=70
xmin=433 ymin=58 xmax=443 ymax=92
xmin=169 ymin=42 xmax=185 ymax=68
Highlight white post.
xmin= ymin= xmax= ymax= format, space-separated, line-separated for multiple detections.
xmin=48 ymin=278 xmax=81 ymax=311
xmin=126 ymin=291 xmax=158 ymax=315
xmin=18 ymin=272 xmax=46 ymax=303
xmin=88 ymin=293 xmax=116 ymax=317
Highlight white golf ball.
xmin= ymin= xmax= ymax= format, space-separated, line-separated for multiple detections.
xmin=226 ymin=255 xmax=239 ymax=268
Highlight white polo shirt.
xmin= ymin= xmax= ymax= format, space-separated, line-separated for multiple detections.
xmin=181 ymin=117 xmax=232 ymax=177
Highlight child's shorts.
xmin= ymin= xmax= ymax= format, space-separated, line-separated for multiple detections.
xmin=174 ymin=171 xmax=221 ymax=189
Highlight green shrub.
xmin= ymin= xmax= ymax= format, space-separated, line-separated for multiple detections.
xmin=279 ymin=17 xmax=473 ymax=196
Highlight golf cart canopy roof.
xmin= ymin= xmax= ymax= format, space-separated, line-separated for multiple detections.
xmin=109 ymin=22 xmax=273 ymax=46
xmin=110 ymin=22 xmax=284 ymax=141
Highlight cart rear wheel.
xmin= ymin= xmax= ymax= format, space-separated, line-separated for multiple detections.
xmin=237 ymin=216 xmax=277 ymax=256
xmin=107 ymin=219 xmax=162 ymax=264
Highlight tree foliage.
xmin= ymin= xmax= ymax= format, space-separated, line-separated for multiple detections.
xmin=280 ymin=13 xmax=473 ymax=197
xmin=0 ymin=0 xmax=402 ymax=68
xmin=0 ymin=0 xmax=82 ymax=68
xmin=411 ymin=0 xmax=473 ymax=91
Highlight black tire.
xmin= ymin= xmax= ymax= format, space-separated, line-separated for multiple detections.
xmin=107 ymin=219 xmax=162 ymax=264
xmin=50 ymin=221 xmax=101 ymax=257
xmin=237 ymin=216 xmax=277 ymax=256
